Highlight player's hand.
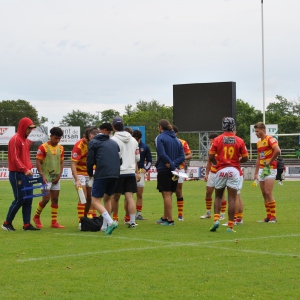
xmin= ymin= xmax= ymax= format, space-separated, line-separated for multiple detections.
xmin=25 ymin=170 xmax=33 ymax=176
xmin=136 ymin=173 xmax=141 ymax=182
xmin=204 ymin=175 xmax=208 ymax=182
xmin=75 ymin=180 xmax=81 ymax=189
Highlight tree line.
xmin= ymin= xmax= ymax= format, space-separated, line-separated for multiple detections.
xmin=1 ymin=96 xmax=300 ymax=151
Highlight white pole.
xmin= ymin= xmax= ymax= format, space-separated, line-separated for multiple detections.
xmin=261 ymin=0 xmax=266 ymax=124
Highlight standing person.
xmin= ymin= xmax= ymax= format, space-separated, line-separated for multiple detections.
xmin=155 ymin=119 xmax=185 ymax=226
xmin=172 ymin=125 xmax=193 ymax=221
xmin=254 ymin=122 xmax=280 ymax=223
xmin=71 ymin=127 xmax=99 ymax=228
xmin=32 ymin=127 xmax=65 ymax=229
xmin=200 ymin=133 xmax=218 ymax=219
xmin=276 ymin=156 xmax=285 ymax=185
xmin=209 ymin=117 xmax=248 ymax=233
xmin=132 ymin=129 xmax=152 ymax=221
xmin=200 ymin=133 xmax=228 ymax=221
xmin=87 ymin=123 xmax=121 ymax=235
xmin=111 ymin=117 xmax=140 ymax=228
xmin=2 ymin=117 xmax=40 ymax=231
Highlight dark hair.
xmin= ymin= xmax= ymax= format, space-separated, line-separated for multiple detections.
xmin=84 ymin=126 xmax=98 ymax=141
xmin=208 ymin=133 xmax=218 ymax=139
xmin=100 ymin=123 xmax=113 ymax=131
xmin=113 ymin=122 xmax=124 ymax=131
xmin=89 ymin=127 xmax=99 ymax=137
xmin=132 ymin=130 xmax=142 ymax=140
xmin=50 ymin=127 xmax=63 ymax=137
xmin=159 ymin=119 xmax=172 ymax=131
xmin=172 ymin=125 xmax=178 ymax=133
xmin=254 ymin=122 xmax=266 ymax=130
xmin=125 ymin=127 xmax=133 ymax=135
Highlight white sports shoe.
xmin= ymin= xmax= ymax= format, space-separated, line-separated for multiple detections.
xmin=200 ymin=212 xmax=211 ymax=219
xmin=219 ymin=213 xmax=226 ymax=221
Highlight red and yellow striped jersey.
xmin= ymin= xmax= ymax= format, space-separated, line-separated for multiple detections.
xmin=257 ymin=135 xmax=278 ymax=169
xmin=209 ymin=132 xmax=248 ymax=171
xmin=71 ymin=138 xmax=88 ymax=175
xmin=178 ymin=138 xmax=191 ymax=170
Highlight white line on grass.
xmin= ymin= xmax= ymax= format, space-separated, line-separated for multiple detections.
xmin=17 ymin=233 xmax=300 ymax=262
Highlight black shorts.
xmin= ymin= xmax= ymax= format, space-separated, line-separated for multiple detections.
xmin=92 ymin=178 xmax=118 ymax=198
xmin=114 ymin=175 xmax=137 ymax=194
xmin=157 ymin=170 xmax=178 ymax=192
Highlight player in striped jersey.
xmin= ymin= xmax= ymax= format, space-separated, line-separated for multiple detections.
xmin=254 ymin=122 xmax=280 ymax=223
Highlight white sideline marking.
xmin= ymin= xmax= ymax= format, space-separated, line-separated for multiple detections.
xmin=17 ymin=233 xmax=300 ymax=262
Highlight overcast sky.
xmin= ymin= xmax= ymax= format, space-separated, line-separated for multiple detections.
xmin=1 ymin=0 xmax=299 ymax=127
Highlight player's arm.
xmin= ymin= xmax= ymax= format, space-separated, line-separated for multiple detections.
xmin=209 ymin=153 xmax=217 ymax=165
xmin=53 ymin=146 xmax=64 ymax=184
xmin=36 ymin=159 xmax=47 ymax=183
xmin=204 ymin=160 xmax=212 ymax=182
xmin=71 ymin=161 xmax=81 ymax=189
xmin=266 ymin=145 xmax=281 ymax=167
xmin=254 ymin=152 xmax=260 ymax=180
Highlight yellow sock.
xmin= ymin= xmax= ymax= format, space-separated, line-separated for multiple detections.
xmin=77 ymin=203 xmax=85 ymax=222
xmin=221 ymin=200 xmax=227 ymax=214
xmin=206 ymin=198 xmax=212 ymax=211
xmin=268 ymin=200 xmax=276 ymax=219
xmin=213 ymin=214 xmax=220 ymax=222
xmin=35 ymin=201 xmax=45 ymax=217
xmin=51 ymin=204 xmax=58 ymax=224
xmin=177 ymin=197 xmax=184 ymax=217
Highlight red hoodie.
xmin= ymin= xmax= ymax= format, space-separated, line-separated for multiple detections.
xmin=8 ymin=117 xmax=35 ymax=173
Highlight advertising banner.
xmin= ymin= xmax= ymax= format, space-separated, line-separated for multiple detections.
xmin=0 ymin=127 xmax=15 ymax=145
xmin=125 ymin=126 xmax=146 ymax=143
xmin=60 ymin=127 xmax=81 ymax=145
xmin=27 ymin=126 xmax=48 ymax=144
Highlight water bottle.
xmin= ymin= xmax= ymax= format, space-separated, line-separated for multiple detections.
xmin=78 ymin=187 xmax=86 ymax=204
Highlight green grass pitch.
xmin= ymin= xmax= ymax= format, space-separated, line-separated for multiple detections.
xmin=0 ymin=179 xmax=299 ymax=300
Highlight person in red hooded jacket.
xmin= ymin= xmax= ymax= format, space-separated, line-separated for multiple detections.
xmin=2 ymin=117 xmax=40 ymax=231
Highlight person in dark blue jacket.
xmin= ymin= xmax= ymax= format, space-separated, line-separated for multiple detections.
xmin=132 ymin=130 xmax=152 ymax=220
xmin=155 ymin=119 xmax=185 ymax=226
xmin=86 ymin=123 xmax=122 ymax=235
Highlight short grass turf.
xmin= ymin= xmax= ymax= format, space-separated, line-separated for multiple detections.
xmin=0 ymin=179 xmax=299 ymax=300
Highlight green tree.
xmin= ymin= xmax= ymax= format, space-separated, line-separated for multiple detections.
xmin=100 ymin=109 xmax=120 ymax=123
xmin=122 ymin=100 xmax=173 ymax=150
xmin=265 ymin=95 xmax=300 ymax=149
xmin=0 ymin=99 xmax=41 ymax=127
xmin=59 ymin=110 xmax=99 ymax=137
xmin=236 ymin=99 xmax=263 ymax=147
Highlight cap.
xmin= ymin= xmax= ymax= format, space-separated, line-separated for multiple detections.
xmin=28 ymin=124 xmax=36 ymax=128
xmin=112 ymin=116 xmax=123 ymax=126
xmin=222 ymin=117 xmax=235 ymax=132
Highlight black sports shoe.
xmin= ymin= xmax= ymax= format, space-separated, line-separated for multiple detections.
xmin=2 ymin=223 xmax=16 ymax=231
xmin=23 ymin=224 xmax=41 ymax=231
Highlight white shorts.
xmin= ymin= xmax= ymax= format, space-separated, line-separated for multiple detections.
xmin=206 ymin=172 xmax=216 ymax=188
xmin=178 ymin=169 xmax=186 ymax=184
xmin=137 ymin=171 xmax=145 ymax=187
xmin=237 ymin=175 xmax=243 ymax=195
xmin=73 ymin=175 xmax=92 ymax=187
xmin=45 ymin=181 xmax=60 ymax=191
xmin=258 ymin=168 xmax=277 ymax=181
xmin=215 ymin=167 xmax=240 ymax=190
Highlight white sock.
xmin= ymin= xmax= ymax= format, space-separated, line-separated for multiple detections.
xmin=130 ymin=214 xmax=135 ymax=224
xmin=102 ymin=211 xmax=113 ymax=226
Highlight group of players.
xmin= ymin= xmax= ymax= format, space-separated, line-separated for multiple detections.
xmin=2 ymin=116 xmax=280 ymax=234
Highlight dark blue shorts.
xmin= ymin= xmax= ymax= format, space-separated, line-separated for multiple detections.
xmin=92 ymin=178 xmax=118 ymax=198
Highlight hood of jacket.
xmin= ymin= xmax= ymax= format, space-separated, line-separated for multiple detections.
xmin=93 ymin=133 xmax=110 ymax=142
xmin=17 ymin=117 xmax=35 ymax=139
xmin=113 ymin=131 xmax=131 ymax=143
xmin=161 ymin=130 xmax=177 ymax=139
